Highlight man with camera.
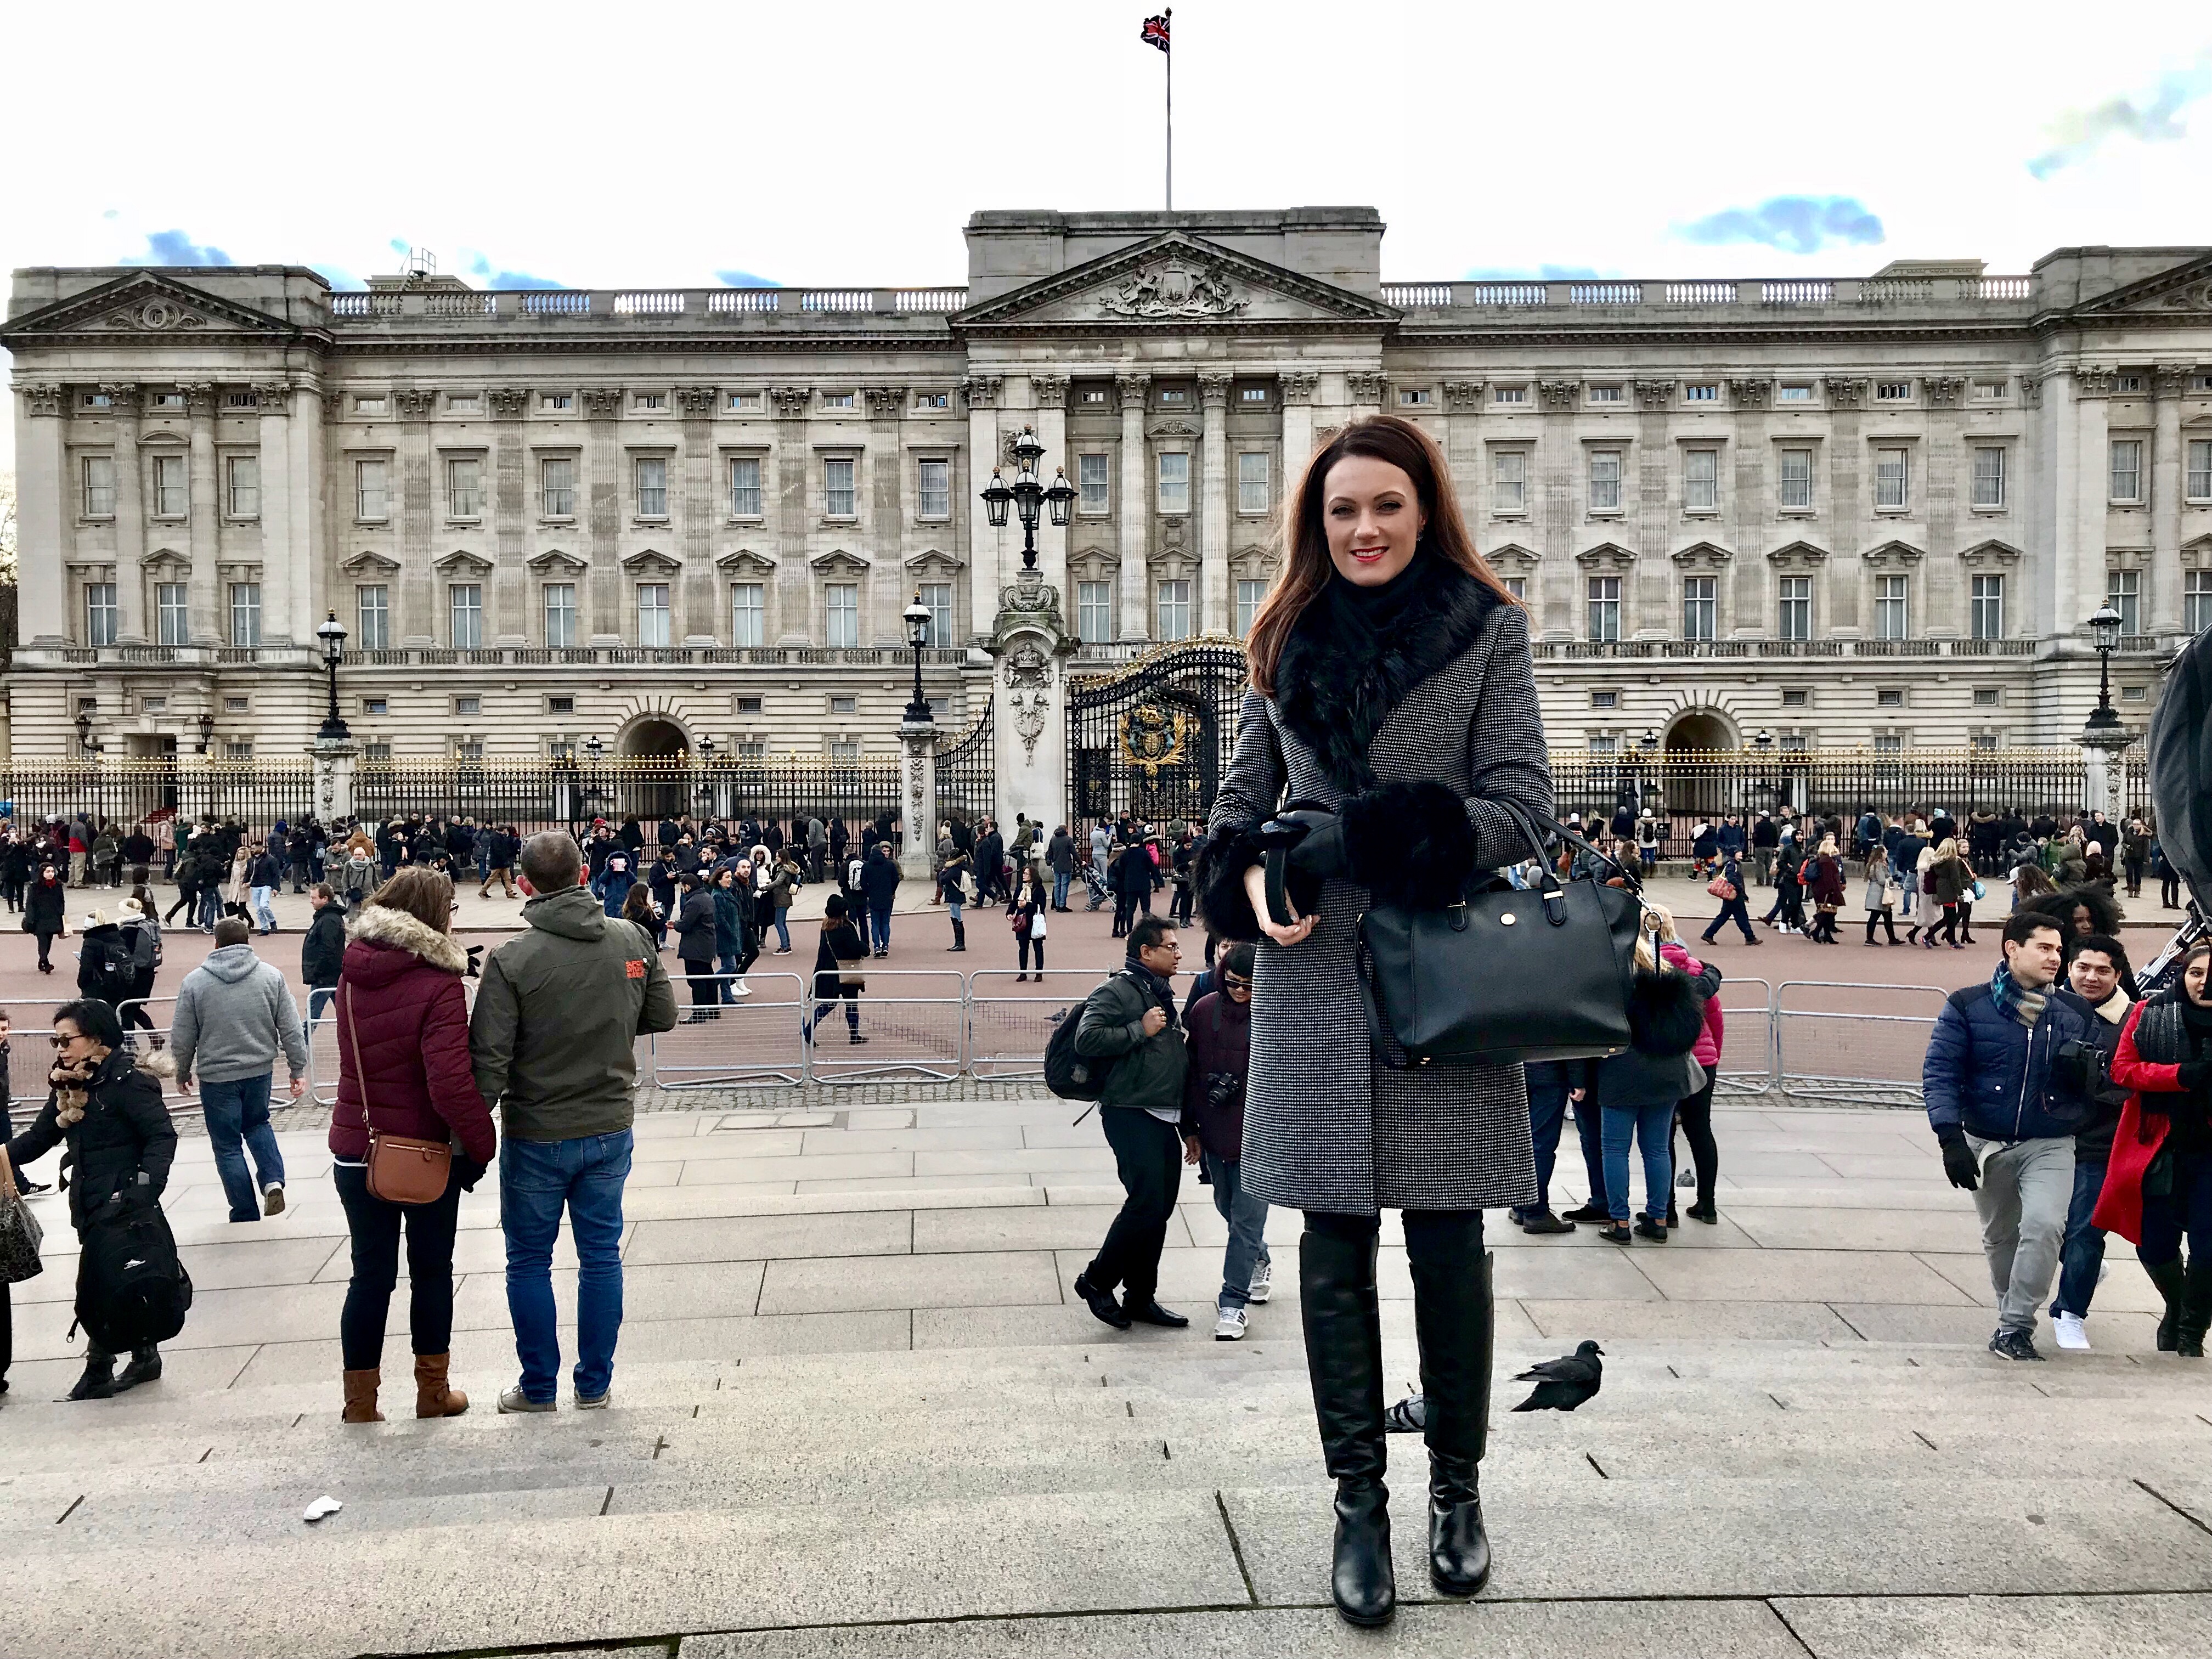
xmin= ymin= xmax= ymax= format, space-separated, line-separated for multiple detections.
xmin=1923 ymin=910 xmax=2103 ymax=1361
xmin=1182 ymin=941 xmax=1267 ymax=1340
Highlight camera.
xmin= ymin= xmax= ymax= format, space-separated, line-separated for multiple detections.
xmin=2051 ymin=1037 xmax=2104 ymax=1101
xmin=1205 ymin=1071 xmax=1243 ymax=1114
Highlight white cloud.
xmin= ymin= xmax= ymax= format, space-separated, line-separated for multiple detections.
xmin=5 ymin=2 xmax=2210 ymax=476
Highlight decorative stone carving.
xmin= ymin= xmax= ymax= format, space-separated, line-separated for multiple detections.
xmin=958 ymin=375 xmax=1003 ymax=411
xmin=320 ymin=390 xmax=347 ymax=419
xmin=1347 ymin=370 xmax=1386 ymax=404
xmin=1575 ymin=542 xmax=1637 ymax=574
xmin=1279 ymin=371 xmax=1319 ymax=405
xmin=178 ymin=382 xmax=215 ymax=415
xmin=1862 ymin=539 xmax=1926 ymax=571
xmin=1314 ymin=425 xmax=1341 ymax=446
xmin=768 ymin=386 xmax=812 ymax=418
xmin=579 ymin=387 xmax=624 ymax=417
xmin=1765 ymin=539 xmax=1829 ymax=571
xmin=864 ymin=385 xmax=906 ymax=417
xmin=1925 ymin=375 xmax=1965 ymax=407
xmin=1113 ymin=374 xmax=1152 ymax=411
xmin=99 ymin=382 xmax=143 ymax=415
xmin=1031 ymin=375 xmax=1069 ymax=410
xmin=393 ymin=388 xmax=438 ymax=419
xmin=1824 ymin=377 xmax=1868 ymax=409
xmin=2019 ymin=373 xmax=2044 ymax=408
xmin=252 ymin=381 xmax=292 ymax=410
xmin=1097 ymin=255 xmax=1248 ymax=320
xmin=104 ymin=297 xmax=206 ymax=332
xmin=1196 ymin=373 xmax=1232 ymax=407
xmin=1634 ymin=379 xmax=1675 ymax=411
xmin=2154 ymin=364 xmax=2192 ymax=397
xmin=2075 ymin=365 xmax=2117 ymax=399
xmin=19 ymin=382 xmax=64 ymax=417
xmin=675 ymin=386 xmax=719 ymax=416
xmin=1669 ymin=540 xmax=1734 ymax=572
xmin=1148 ymin=420 xmax=1201 ymax=438
xmin=1726 ymin=378 xmax=1771 ymax=408
xmin=1442 ymin=379 xmax=1485 ymax=411
xmin=1959 ymin=538 xmax=2024 ymax=569
xmin=1538 ymin=380 xmax=1581 ymax=410
xmin=1003 ymin=643 xmax=1054 ymax=761
xmin=488 ymin=387 xmax=529 ymax=419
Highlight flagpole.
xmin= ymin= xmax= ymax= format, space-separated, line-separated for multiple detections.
xmin=1164 ymin=9 xmax=1173 ymax=211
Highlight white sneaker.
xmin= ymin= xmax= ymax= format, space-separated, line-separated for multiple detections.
xmin=1214 ymin=1305 xmax=1248 ymax=1341
xmin=1245 ymin=1260 xmax=1272 ymax=1305
xmin=732 ymin=980 xmax=751 ymax=996
xmin=2053 ymin=1312 xmax=2091 ymax=1351
xmin=261 ymin=1183 xmax=286 ymax=1217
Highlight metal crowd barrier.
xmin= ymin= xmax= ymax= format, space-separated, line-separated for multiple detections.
xmin=1773 ymin=980 xmax=1949 ymax=1109
xmin=651 ymin=971 xmax=806 ymax=1089
xmin=802 ymin=969 xmax=966 ymax=1085
xmin=966 ymin=969 xmax=1096 ymax=1080
xmin=1709 ymin=976 xmax=1774 ymax=1098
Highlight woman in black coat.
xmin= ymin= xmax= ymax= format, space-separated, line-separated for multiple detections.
xmin=805 ymin=895 xmax=868 ymax=1045
xmin=5 ymin=998 xmax=178 ymax=1400
xmin=673 ymin=877 xmax=720 ymax=1020
xmin=21 ymin=862 xmax=67 ymax=975
xmin=1194 ymin=416 xmax=1548 ymax=1628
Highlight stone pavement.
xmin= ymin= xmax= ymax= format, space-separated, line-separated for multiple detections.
xmin=7 ymin=1093 xmax=2212 ymax=1658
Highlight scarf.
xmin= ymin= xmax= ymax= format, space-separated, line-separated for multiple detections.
xmin=1989 ymin=963 xmax=2048 ymax=1029
xmin=1122 ymin=951 xmax=1178 ymax=1023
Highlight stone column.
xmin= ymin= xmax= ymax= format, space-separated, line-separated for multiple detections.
xmin=1282 ymin=372 xmax=1320 ymax=494
xmin=15 ymin=383 xmax=67 ymax=642
xmin=312 ymin=735 xmax=358 ymax=820
xmin=2080 ymin=723 xmax=2131 ymax=819
xmin=1632 ymin=379 xmax=1673 ymax=638
xmin=490 ymin=387 xmax=531 ymax=645
xmin=679 ymin=385 xmax=720 ymax=642
xmin=394 ymin=388 xmax=438 ymax=641
xmin=583 ymin=386 xmax=625 ymax=640
xmin=961 ymin=375 xmax=1006 ymax=641
xmin=287 ymin=381 xmax=321 ymax=645
xmin=988 ymin=566 xmax=1077 ymax=836
xmin=106 ymin=383 xmax=147 ymax=643
xmin=1441 ymin=379 xmax=1482 ymax=527
xmin=898 ymin=716 xmax=939 ymax=883
xmin=1726 ymin=379 xmax=1770 ymax=636
xmin=179 ymin=383 xmax=218 ymax=646
xmin=1115 ymin=374 xmax=1151 ymax=643
xmin=1923 ymin=376 xmax=1966 ymax=637
xmin=1032 ymin=375 xmax=1070 ymax=607
xmin=255 ymin=379 xmax=295 ymax=645
xmin=865 ymin=385 xmax=906 ymax=645
xmin=2152 ymin=364 xmax=2188 ymax=635
xmin=1198 ymin=373 xmax=1232 ymax=634
xmin=1823 ymin=377 xmax=1867 ymax=635
xmin=2060 ymin=365 xmax=2113 ymax=641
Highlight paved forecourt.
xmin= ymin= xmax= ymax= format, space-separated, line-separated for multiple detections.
xmin=8 ymin=1084 xmax=2212 ymax=1658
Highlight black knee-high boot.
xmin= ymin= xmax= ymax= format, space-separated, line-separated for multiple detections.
xmin=1407 ymin=1216 xmax=1493 ymax=1597
xmin=1300 ymin=1218 xmax=1394 ymax=1628
xmin=2178 ymin=1257 xmax=2212 ymax=1359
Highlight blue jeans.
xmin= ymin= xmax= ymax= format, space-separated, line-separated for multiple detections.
xmin=2052 ymin=1153 xmax=2109 ymax=1318
xmin=718 ymin=953 xmax=743 ymax=1000
xmin=1702 ymin=895 xmax=1757 ymax=944
xmin=251 ymin=885 xmax=277 ymax=933
xmin=502 ymin=1129 xmax=633 ymax=1403
xmin=868 ymin=905 xmax=893 ymax=952
xmin=304 ymin=985 xmax=337 ymax=1043
xmin=196 ymin=885 xmax=222 ymax=928
xmin=1523 ymin=1066 xmax=1572 ymax=1212
xmin=199 ymin=1072 xmax=286 ymax=1222
xmin=1203 ymin=1149 xmax=1270 ymax=1310
xmin=1573 ymin=1097 xmax=1606 ymax=1206
xmin=774 ymin=913 xmax=792 ymax=952
xmin=1601 ymin=1098 xmax=1675 ymax=1223
xmin=1052 ymin=870 xmax=1071 ymax=910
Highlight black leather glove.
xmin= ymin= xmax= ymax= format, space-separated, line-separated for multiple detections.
xmin=1937 ymin=1128 xmax=1980 ymax=1192
xmin=2178 ymin=1060 xmax=2211 ymax=1092
xmin=454 ymin=1155 xmax=489 ymax=1192
xmin=465 ymin=944 xmax=484 ymax=979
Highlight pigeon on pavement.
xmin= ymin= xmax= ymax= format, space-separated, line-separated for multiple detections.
xmin=1510 ymin=1340 xmax=1605 ymax=1412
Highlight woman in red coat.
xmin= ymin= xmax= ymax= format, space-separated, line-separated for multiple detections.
xmin=2095 ymin=940 xmax=2212 ymax=1355
xmin=326 ymin=866 xmax=498 ymax=1421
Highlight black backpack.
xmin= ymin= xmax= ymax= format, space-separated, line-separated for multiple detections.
xmin=1043 ymin=973 xmax=1129 ymax=1102
xmin=75 ymin=1194 xmax=194 ymax=1352
xmin=82 ymin=929 xmax=137 ymax=997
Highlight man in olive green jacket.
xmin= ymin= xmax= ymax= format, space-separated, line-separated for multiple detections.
xmin=471 ymin=832 xmax=676 ymax=1412
xmin=1073 ymin=913 xmax=1195 ymax=1332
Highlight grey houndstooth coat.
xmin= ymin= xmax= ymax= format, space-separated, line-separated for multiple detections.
xmin=1202 ymin=560 xmax=1554 ymax=1216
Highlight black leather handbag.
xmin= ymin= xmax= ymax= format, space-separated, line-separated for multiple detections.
xmin=1354 ymin=801 xmax=1645 ymax=1068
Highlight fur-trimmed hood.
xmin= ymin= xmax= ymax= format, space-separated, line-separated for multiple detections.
xmin=346 ymin=902 xmax=470 ymax=976
xmin=1273 ymin=554 xmax=1499 ymax=793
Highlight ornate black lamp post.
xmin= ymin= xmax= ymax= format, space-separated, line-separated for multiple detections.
xmin=2085 ymin=600 xmax=2124 ymax=732
xmin=979 ymin=425 xmax=1075 ymax=572
xmin=902 ymin=591 xmax=935 ymax=723
xmin=195 ymin=712 xmax=213 ymax=755
xmin=584 ymin=735 xmax=606 ymax=820
xmin=73 ymin=708 xmax=101 ymax=758
xmin=315 ymin=610 xmax=350 ymax=741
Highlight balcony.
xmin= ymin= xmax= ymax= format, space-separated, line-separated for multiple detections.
xmin=1378 ymin=274 xmax=2035 ymax=318
xmin=1531 ymin=637 xmax=2044 ymax=661
xmin=337 ymin=645 xmax=969 ymax=669
xmin=325 ymin=286 xmax=970 ymax=332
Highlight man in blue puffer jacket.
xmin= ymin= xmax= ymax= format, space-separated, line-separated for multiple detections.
xmin=1922 ymin=909 xmax=2100 ymax=1362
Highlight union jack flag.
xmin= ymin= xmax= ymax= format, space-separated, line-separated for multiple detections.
xmin=1141 ymin=12 xmax=1170 ymax=52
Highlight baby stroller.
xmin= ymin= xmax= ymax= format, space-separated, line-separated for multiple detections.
xmin=1080 ymin=862 xmax=1111 ymax=911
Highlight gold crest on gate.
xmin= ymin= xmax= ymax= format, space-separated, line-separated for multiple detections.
xmin=1119 ymin=704 xmax=1191 ymax=780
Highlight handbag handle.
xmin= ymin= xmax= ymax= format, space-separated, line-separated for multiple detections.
xmin=0 ymin=1145 xmax=16 ymax=1203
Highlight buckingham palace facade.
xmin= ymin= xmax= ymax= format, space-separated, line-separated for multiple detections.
xmin=6 ymin=206 xmax=2212 ymax=769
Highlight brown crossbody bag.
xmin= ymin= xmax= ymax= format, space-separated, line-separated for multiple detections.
xmin=347 ymin=980 xmax=453 ymax=1206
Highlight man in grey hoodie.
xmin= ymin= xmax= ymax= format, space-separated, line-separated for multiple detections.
xmin=173 ymin=916 xmax=309 ymax=1221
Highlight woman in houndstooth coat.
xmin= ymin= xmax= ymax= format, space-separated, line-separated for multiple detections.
xmin=1194 ymin=414 xmax=1551 ymax=1629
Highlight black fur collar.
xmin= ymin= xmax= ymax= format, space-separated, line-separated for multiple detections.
xmin=1273 ymin=556 xmax=1499 ymax=792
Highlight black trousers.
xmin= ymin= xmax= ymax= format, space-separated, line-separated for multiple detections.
xmin=1086 ymin=1107 xmax=1183 ymax=1305
xmin=1671 ymin=1075 xmax=1719 ymax=1210
xmin=333 ymin=1163 xmax=462 ymax=1370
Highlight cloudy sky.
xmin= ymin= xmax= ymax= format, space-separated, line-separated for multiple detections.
xmin=4 ymin=1 xmax=2209 ymax=473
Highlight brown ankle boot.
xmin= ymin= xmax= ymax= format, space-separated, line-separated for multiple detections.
xmin=342 ymin=1368 xmax=385 ymax=1423
xmin=414 ymin=1353 xmax=469 ymax=1418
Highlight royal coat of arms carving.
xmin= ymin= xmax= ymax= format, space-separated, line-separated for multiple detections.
xmin=1118 ymin=703 xmax=1192 ymax=778
xmin=1099 ymin=258 xmax=1249 ymax=320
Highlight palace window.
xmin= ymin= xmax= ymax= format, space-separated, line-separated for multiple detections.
xmin=82 ymin=455 xmax=116 ymax=517
xmin=1876 ymin=381 xmax=1911 ymax=402
xmin=1400 ymin=387 xmax=1434 ymax=406
xmin=824 ymin=457 xmax=856 ymax=517
xmin=356 ymin=459 xmax=389 ymax=521
xmin=1974 ymin=688 xmax=2001 ymax=707
xmin=1875 ymin=448 xmax=1910 ymax=511
xmin=821 ymin=392 xmax=854 ymax=410
xmin=916 ymin=391 xmax=949 ymax=409
xmin=731 ymin=582 xmax=765 ymax=646
xmin=635 ymin=456 xmax=668 ymax=518
xmin=1077 ymin=580 xmax=1112 ymax=643
xmin=2108 ymin=569 xmax=2141 ymax=635
xmin=1684 ymin=383 xmax=1719 ymax=402
xmin=1156 ymin=578 xmax=1192 ymax=641
xmin=446 ymin=456 xmax=482 ymax=520
xmin=636 ymin=583 xmax=670 ymax=646
xmin=635 ymin=393 xmax=667 ymax=411
xmin=1502 ymin=575 xmax=1527 ymax=603
xmin=1684 ymin=448 xmax=1718 ymax=511
xmin=730 ymin=456 xmax=763 ymax=517
xmin=1681 ymin=575 xmax=1716 ymax=640
xmin=226 ymin=391 xmax=258 ymax=409
xmin=1236 ymin=578 xmax=1266 ymax=637
xmin=1587 ymin=575 xmax=1621 ymax=642
xmin=1972 ymin=447 xmax=2006 ymax=508
xmin=1875 ymin=574 xmax=1909 ymax=640
xmin=1078 ymin=453 xmax=1109 ymax=514
xmin=917 ymin=458 xmax=950 ymax=520
xmin=226 ymin=455 xmax=259 ymax=519
xmin=2111 ymin=439 xmax=2143 ymax=503
xmin=1777 ymin=383 xmax=1815 ymax=403
xmin=1779 ymin=448 xmax=1814 ymax=510
xmin=2188 ymin=440 xmax=2212 ymax=501
xmin=919 ymin=582 xmax=952 ymax=647
xmin=1237 ymin=452 xmax=1270 ymax=514
xmin=150 ymin=391 xmax=185 ymax=410
xmin=826 ymin=583 xmax=859 ymax=647
xmin=356 ymin=584 xmax=390 ymax=651
xmin=1588 ymin=450 xmax=1622 ymax=512
xmin=541 ymin=457 xmax=576 ymax=517
xmin=1589 ymin=385 xmax=1624 ymax=404
xmin=1494 ymin=385 xmax=1527 ymax=404
xmin=2188 ymin=571 xmax=2212 ymax=634
xmin=727 ymin=392 xmax=761 ymax=411
xmin=542 ymin=393 xmax=572 ymax=411
xmin=151 ymin=453 xmax=187 ymax=517
xmin=1877 ymin=688 xmax=1904 ymax=707
xmin=1971 ymin=574 xmax=2005 ymax=640
xmin=1156 ymin=452 xmax=1190 ymax=515
xmin=449 ymin=583 xmax=482 ymax=650
xmin=1492 ymin=450 xmax=1526 ymax=513
xmin=830 ymin=739 xmax=861 ymax=762
xmin=157 ymin=583 xmax=189 ymax=646
xmin=543 ymin=583 xmax=577 ymax=647
xmin=229 ymin=582 xmax=262 ymax=647
xmin=84 ymin=583 xmax=117 ymax=646
xmin=1778 ymin=575 xmax=1812 ymax=641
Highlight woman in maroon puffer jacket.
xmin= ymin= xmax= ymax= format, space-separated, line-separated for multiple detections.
xmin=326 ymin=866 xmax=496 ymax=1425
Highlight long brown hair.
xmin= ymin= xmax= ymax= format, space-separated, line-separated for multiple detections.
xmin=368 ymin=865 xmax=454 ymax=935
xmin=1245 ymin=414 xmax=1521 ymax=696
